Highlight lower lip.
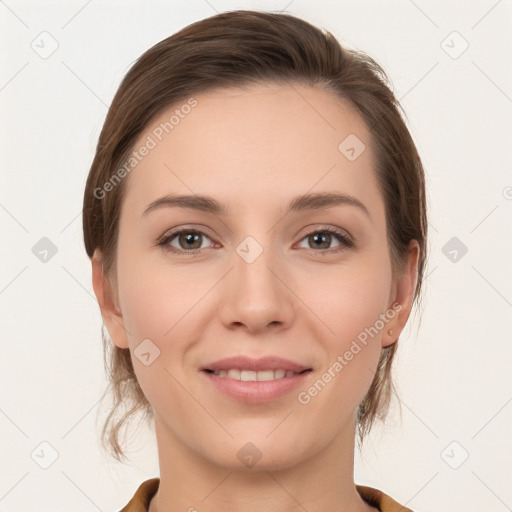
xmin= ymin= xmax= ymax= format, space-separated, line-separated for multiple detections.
xmin=201 ymin=370 xmax=312 ymax=403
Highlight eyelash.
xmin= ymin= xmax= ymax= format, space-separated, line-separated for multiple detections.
xmin=157 ymin=225 xmax=355 ymax=257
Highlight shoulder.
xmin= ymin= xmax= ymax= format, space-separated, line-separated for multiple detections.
xmin=119 ymin=478 xmax=413 ymax=512
xmin=356 ymin=484 xmax=414 ymax=512
xmin=119 ymin=478 xmax=160 ymax=512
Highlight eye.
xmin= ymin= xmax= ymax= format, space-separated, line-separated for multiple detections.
xmin=158 ymin=229 xmax=215 ymax=255
xmin=157 ymin=225 xmax=354 ymax=256
xmin=296 ymin=226 xmax=354 ymax=253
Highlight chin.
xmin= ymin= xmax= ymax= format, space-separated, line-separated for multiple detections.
xmin=203 ymin=437 xmax=311 ymax=473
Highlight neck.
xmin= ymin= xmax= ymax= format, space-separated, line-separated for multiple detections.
xmin=148 ymin=413 xmax=377 ymax=512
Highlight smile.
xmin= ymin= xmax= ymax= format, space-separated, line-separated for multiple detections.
xmin=201 ymin=369 xmax=313 ymax=403
xmin=204 ymin=368 xmax=310 ymax=381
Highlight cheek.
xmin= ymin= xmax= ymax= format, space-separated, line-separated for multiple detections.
xmin=115 ymin=260 xmax=207 ymax=412
xmin=300 ymin=253 xmax=392 ymax=343
xmin=115 ymin=254 xmax=215 ymax=403
xmin=298 ymin=283 xmax=387 ymax=423
xmin=116 ymin=244 xmax=205 ymax=341
xmin=329 ymin=280 xmax=390 ymax=346
xmin=302 ymin=256 xmax=392 ymax=397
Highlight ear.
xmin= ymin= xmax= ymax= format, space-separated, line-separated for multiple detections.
xmin=381 ymin=240 xmax=420 ymax=348
xmin=91 ymin=249 xmax=129 ymax=349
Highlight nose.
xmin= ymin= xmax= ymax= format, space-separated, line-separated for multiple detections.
xmin=218 ymin=240 xmax=295 ymax=334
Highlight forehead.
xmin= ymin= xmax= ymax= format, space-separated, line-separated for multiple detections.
xmin=120 ymin=83 xmax=383 ymax=221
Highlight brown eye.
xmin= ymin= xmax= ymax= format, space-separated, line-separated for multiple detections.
xmin=308 ymin=232 xmax=333 ymax=249
xmin=159 ymin=230 xmax=214 ymax=254
xmin=177 ymin=232 xmax=203 ymax=250
xmin=296 ymin=227 xmax=354 ymax=252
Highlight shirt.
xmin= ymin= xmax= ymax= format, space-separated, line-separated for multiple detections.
xmin=119 ymin=477 xmax=414 ymax=512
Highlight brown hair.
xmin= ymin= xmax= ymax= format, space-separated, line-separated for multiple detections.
xmin=83 ymin=9 xmax=428 ymax=462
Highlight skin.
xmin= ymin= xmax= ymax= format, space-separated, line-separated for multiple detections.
xmin=91 ymin=82 xmax=419 ymax=512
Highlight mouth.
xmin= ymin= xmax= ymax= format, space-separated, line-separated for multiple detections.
xmin=199 ymin=355 xmax=313 ymax=402
xmin=202 ymin=368 xmax=312 ymax=381
xmin=201 ymin=368 xmax=313 ymax=403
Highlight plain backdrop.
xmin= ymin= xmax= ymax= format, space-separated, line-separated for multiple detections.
xmin=1 ymin=1 xmax=511 ymax=511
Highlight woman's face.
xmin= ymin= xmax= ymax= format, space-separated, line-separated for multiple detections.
xmin=93 ymin=82 xmax=417 ymax=470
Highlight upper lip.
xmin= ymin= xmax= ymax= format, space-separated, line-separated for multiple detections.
xmin=201 ymin=356 xmax=312 ymax=373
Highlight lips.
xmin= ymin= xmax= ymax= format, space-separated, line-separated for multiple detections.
xmin=201 ymin=359 xmax=313 ymax=403
xmin=200 ymin=355 xmax=312 ymax=374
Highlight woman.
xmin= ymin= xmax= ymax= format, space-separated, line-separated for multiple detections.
xmin=83 ymin=9 xmax=427 ymax=512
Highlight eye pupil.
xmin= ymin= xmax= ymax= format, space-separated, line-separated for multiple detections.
xmin=311 ymin=232 xmax=330 ymax=249
xmin=180 ymin=232 xmax=201 ymax=249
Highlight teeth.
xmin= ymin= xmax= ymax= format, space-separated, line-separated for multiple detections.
xmin=211 ymin=369 xmax=301 ymax=381
xmin=227 ymin=369 xmax=240 ymax=379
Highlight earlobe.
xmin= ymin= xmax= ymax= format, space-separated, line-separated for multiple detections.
xmin=381 ymin=240 xmax=420 ymax=348
xmin=91 ymin=249 xmax=130 ymax=349
xmin=381 ymin=309 xmax=402 ymax=348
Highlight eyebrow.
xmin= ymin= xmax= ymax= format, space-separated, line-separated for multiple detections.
xmin=141 ymin=192 xmax=371 ymax=220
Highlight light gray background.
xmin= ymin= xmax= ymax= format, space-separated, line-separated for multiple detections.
xmin=1 ymin=1 xmax=511 ymax=511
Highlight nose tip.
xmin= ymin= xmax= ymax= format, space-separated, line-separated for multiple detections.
xmin=219 ymin=254 xmax=294 ymax=333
